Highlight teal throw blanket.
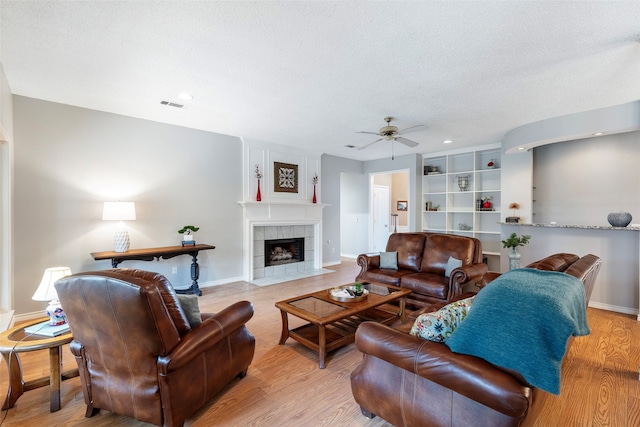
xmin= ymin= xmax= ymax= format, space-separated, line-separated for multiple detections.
xmin=445 ymin=268 xmax=589 ymax=395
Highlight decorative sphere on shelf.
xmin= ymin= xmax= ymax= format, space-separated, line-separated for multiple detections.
xmin=607 ymin=212 xmax=632 ymax=227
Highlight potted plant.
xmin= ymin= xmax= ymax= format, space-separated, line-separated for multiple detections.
xmin=501 ymin=232 xmax=531 ymax=270
xmin=178 ymin=225 xmax=199 ymax=244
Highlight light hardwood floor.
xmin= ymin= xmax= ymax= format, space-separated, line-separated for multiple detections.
xmin=0 ymin=259 xmax=639 ymax=426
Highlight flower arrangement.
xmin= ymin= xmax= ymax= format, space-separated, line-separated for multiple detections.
xmin=501 ymin=232 xmax=531 ymax=249
xmin=312 ymin=173 xmax=318 ymax=185
xmin=509 ymin=202 xmax=520 ymax=216
xmin=255 ymin=164 xmax=262 ymax=180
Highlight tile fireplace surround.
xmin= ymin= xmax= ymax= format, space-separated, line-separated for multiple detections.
xmin=239 ymin=201 xmax=330 ymax=285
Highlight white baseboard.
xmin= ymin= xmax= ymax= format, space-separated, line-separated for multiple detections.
xmin=588 ymin=301 xmax=638 ymax=318
xmin=13 ymin=310 xmax=42 ymax=324
xmin=323 ymin=260 xmax=341 ymax=267
xmin=339 ymin=253 xmax=358 ymax=259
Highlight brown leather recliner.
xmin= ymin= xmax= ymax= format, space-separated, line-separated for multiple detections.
xmin=55 ymin=268 xmax=255 ymax=427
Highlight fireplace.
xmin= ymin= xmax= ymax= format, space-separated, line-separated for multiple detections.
xmin=239 ymin=201 xmax=325 ymax=282
xmin=264 ymin=237 xmax=305 ymax=267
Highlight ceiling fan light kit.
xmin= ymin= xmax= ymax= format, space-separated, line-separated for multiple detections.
xmin=357 ymin=116 xmax=424 ymax=159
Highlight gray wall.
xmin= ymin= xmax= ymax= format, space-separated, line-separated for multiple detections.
xmin=499 ymin=130 xmax=640 ymax=314
xmin=321 ymin=154 xmax=363 ymax=264
xmin=13 ymin=96 xmax=243 ymax=315
xmin=339 ymin=171 xmax=369 ymax=258
xmin=533 ymin=131 xmax=640 ymax=225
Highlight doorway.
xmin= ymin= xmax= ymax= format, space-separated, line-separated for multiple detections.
xmin=369 ymin=170 xmax=410 ymax=252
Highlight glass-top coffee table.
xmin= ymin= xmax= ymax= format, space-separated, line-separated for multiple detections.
xmin=275 ymin=282 xmax=411 ymax=368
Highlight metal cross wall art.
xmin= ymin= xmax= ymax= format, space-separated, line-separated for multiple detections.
xmin=274 ymin=162 xmax=298 ymax=193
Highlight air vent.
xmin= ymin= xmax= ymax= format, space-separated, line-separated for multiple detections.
xmin=160 ymin=100 xmax=184 ymax=108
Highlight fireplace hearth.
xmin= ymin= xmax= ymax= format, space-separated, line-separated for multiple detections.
xmin=265 ymin=237 xmax=305 ymax=267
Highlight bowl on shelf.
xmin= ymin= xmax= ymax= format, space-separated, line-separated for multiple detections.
xmin=607 ymin=211 xmax=632 ymax=227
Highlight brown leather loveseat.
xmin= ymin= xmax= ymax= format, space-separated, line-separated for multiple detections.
xmin=56 ymin=268 xmax=256 ymax=427
xmin=350 ymin=253 xmax=602 ymax=427
xmin=356 ymin=232 xmax=488 ymax=309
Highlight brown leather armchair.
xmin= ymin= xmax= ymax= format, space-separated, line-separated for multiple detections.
xmin=55 ymin=268 xmax=255 ymax=427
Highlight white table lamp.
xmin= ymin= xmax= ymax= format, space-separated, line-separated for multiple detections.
xmin=103 ymin=201 xmax=136 ymax=253
xmin=32 ymin=267 xmax=72 ymax=325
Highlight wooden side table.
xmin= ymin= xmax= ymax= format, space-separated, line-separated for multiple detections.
xmin=0 ymin=317 xmax=78 ymax=412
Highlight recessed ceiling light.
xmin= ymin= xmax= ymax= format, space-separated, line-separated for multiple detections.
xmin=592 ymin=132 xmax=604 ymax=136
xmin=443 ymin=140 xmax=453 ymax=144
xmin=178 ymin=92 xmax=193 ymax=101
xmin=517 ymin=147 xmax=526 ymax=151
xmin=345 ymin=145 xmax=356 ymax=148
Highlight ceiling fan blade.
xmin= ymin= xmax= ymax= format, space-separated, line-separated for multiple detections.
xmin=398 ymin=124 xmax=426 ymax=134
xmin=357 ymin=138 xmax=384 ymax=150
xmin=356 ymin=131 xmax=381 ymax=136
xmin=395 ymin=137 xmax=419 ymax=148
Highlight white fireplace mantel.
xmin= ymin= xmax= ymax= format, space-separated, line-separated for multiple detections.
xmin=239 ymin=201 xmax=327 ymax=221
xmin=239 ymin=201 xmax=327 ymax=281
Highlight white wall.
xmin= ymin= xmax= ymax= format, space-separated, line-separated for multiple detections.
xmin=0 ymin=64 xmax=14 ymax=317
xmin=13 ymin=96 xmax=244 ymax=316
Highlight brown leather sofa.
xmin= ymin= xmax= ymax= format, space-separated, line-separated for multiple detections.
xmin=356 ymin=232 xmax=488 ymax=309
xmin=55 ymin=268 xmax=255 ymax=427
xmin=350 ymin=253 xmax=602 ymax=427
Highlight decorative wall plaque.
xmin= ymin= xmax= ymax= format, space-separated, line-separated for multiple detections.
xmin=274 ymin=162 xmax=298 ymax=193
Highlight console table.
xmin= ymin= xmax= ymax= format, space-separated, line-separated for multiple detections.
xmin=90 ymin=244 xmax=215 ymax=296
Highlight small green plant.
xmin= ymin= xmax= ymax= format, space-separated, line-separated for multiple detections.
xmin=354 ymin=282 xmax=363 ymax=296
xmin=501 ymin=232 xmax=531 ymax=249
xmin=178 ymin=225 xmax=200 ymax=235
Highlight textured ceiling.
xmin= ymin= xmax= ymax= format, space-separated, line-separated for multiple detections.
xmin=1 ymin=1 xmax=639 ymax=161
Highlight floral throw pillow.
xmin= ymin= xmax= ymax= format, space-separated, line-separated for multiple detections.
xmin=409 ymin=296 xmax=475 ymax=342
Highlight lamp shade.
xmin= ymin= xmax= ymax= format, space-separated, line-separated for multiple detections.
xmin=102 ymin=202 xmax=136 ymax=221
xmin=32 ymin=267 xmax=72 ymax=301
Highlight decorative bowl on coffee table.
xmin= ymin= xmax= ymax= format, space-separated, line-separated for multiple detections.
xmin=329 ymin=285 xmax=369 ymax=302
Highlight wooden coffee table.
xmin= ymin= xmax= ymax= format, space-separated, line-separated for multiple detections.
xmin=275 ymin=282 xmax=410 ymax=368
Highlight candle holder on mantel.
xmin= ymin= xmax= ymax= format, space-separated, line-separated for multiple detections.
xmin=255 ymin=164 xmax=262 ymax=202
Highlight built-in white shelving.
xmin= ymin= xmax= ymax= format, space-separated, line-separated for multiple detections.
xmin=422 ymin=144 xmax=501 ymax=269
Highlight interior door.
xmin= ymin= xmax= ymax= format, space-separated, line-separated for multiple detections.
xmin=372 ymin=185 xmax=390 ymax=252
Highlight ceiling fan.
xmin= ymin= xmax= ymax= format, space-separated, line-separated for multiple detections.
xmin=357 ymin=116 xmax=425 ymax=159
